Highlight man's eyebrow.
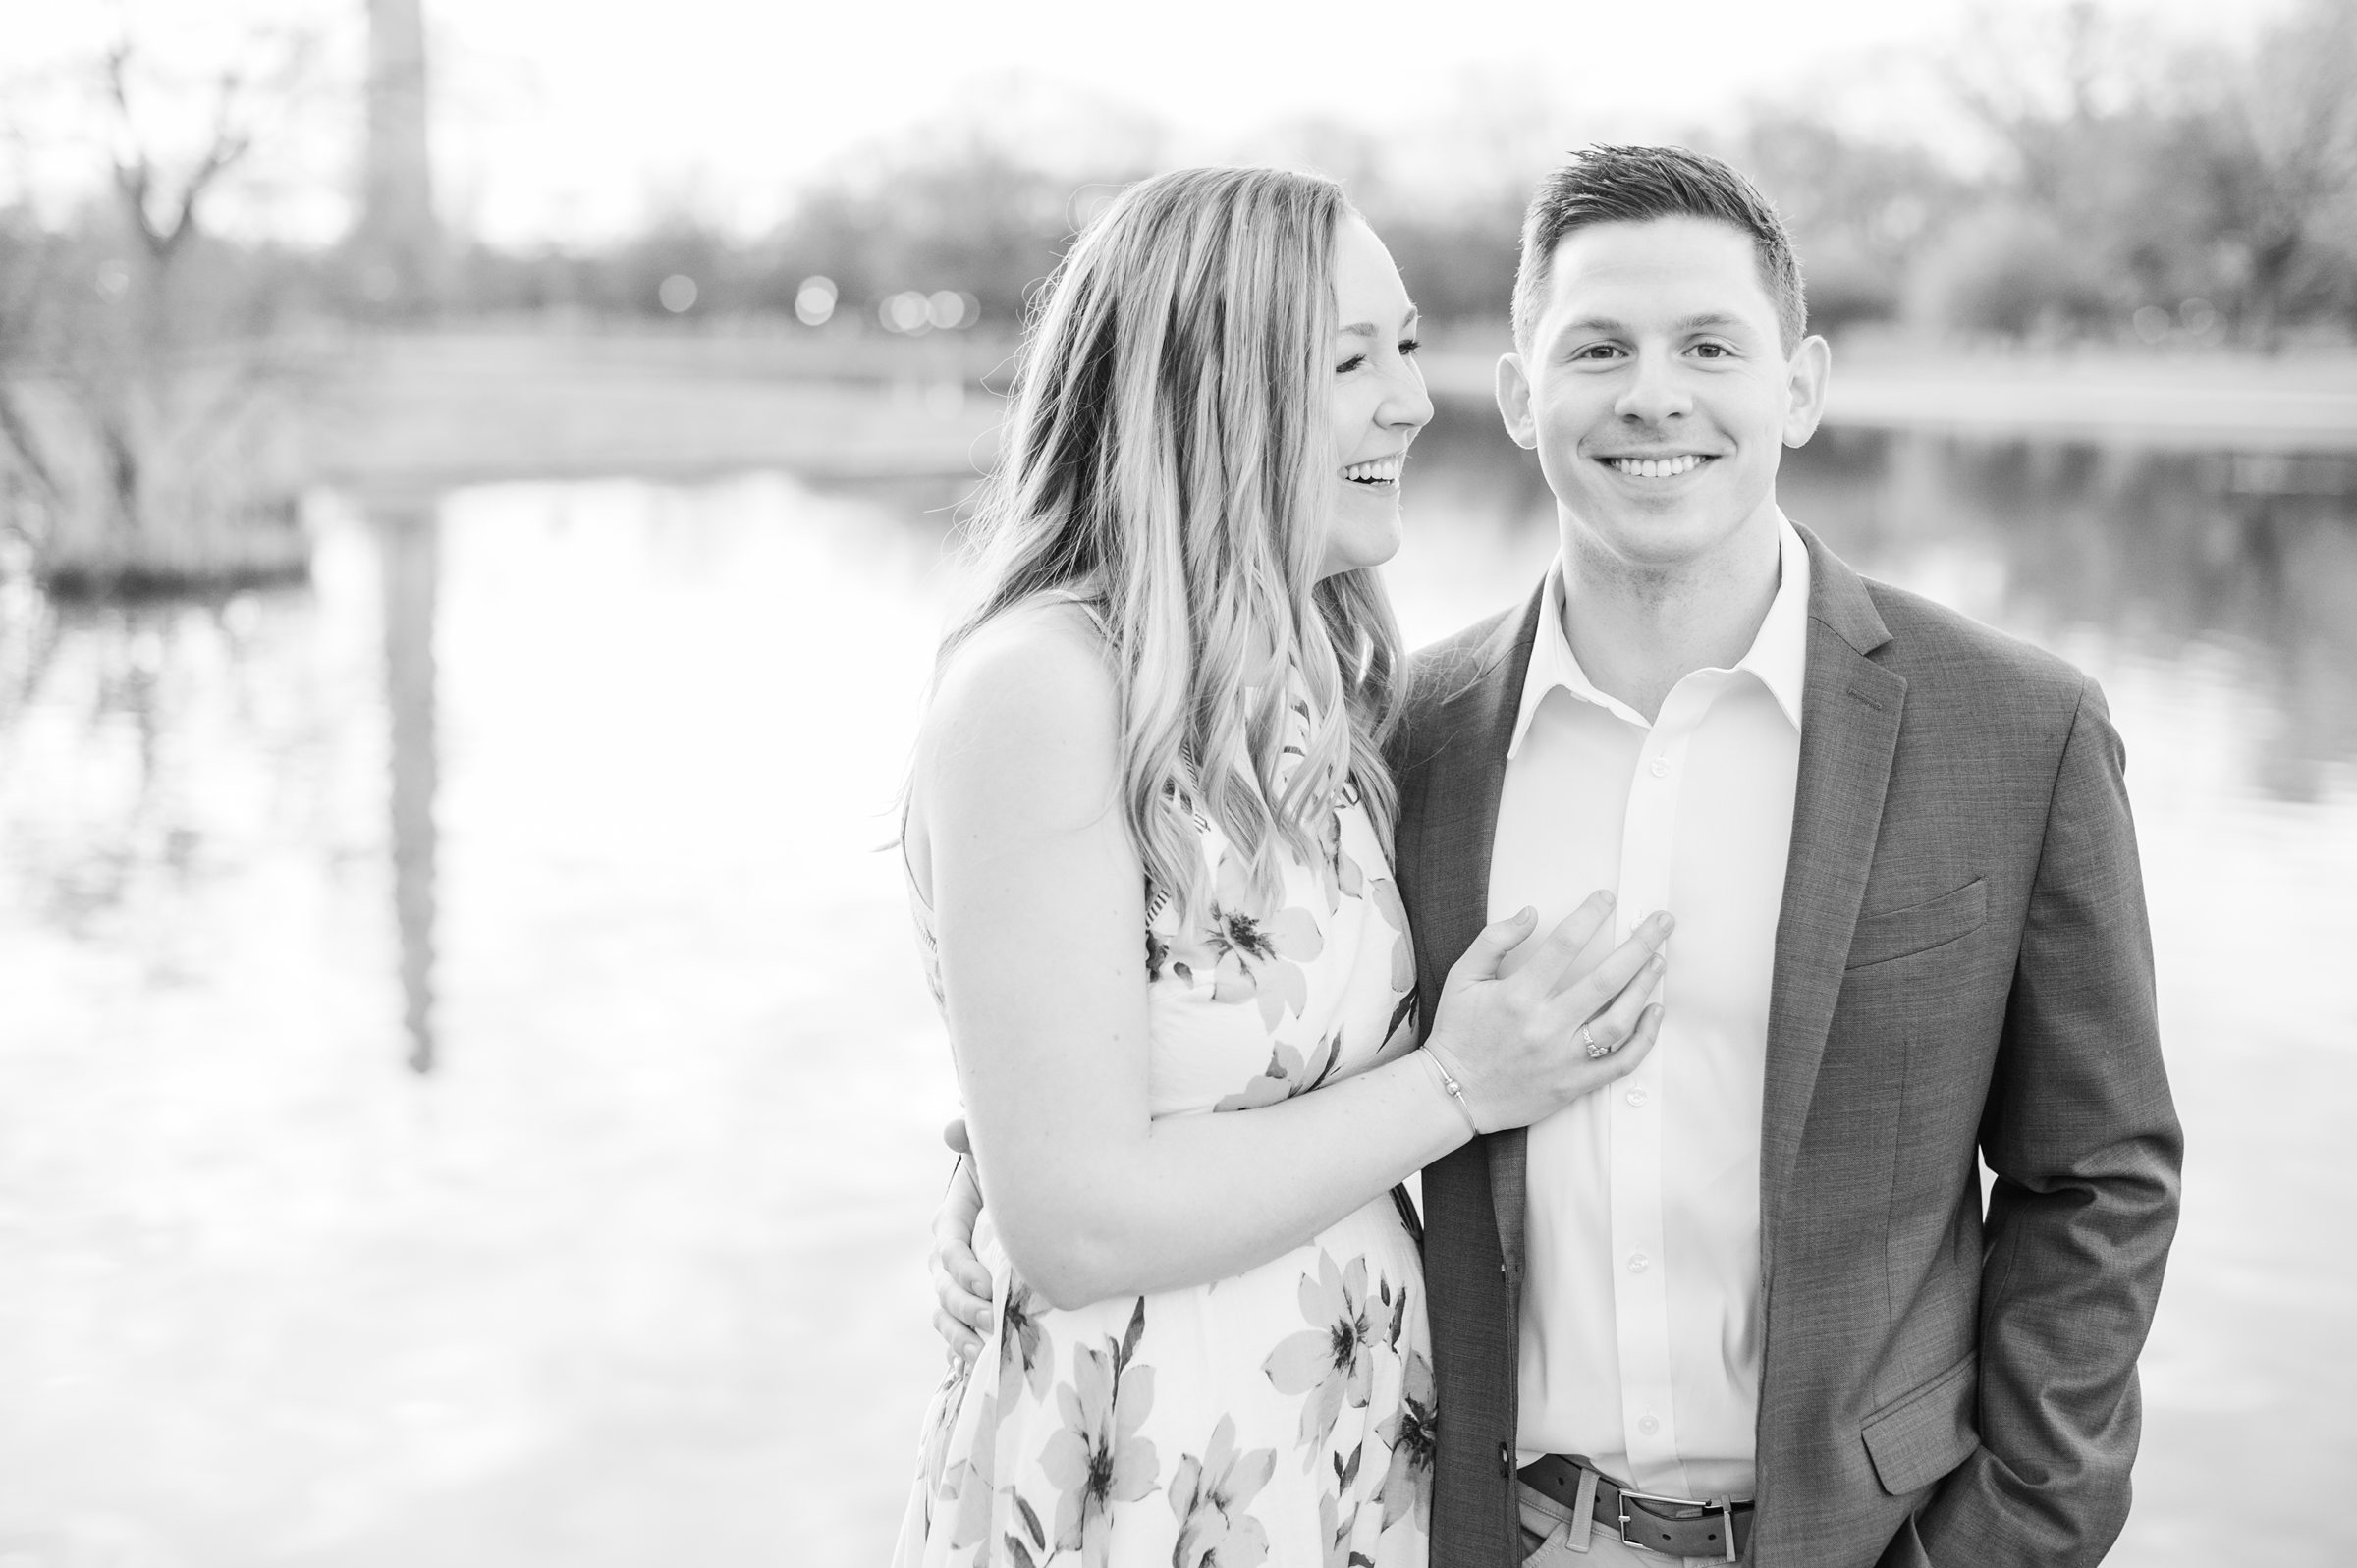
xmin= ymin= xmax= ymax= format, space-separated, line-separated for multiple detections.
xmin=1555 ymin=311 xmax=1754 ymax=337
xmin=1673 ymin=311 xmax=1752 ymax=333
xmin=1339 ymin=304 xmax=1422 ymax=338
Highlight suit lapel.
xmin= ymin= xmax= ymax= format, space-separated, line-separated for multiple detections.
xmin=1410 ymin=579 xmax=1548 ymax=1281
xmin=1760 ymin=531 xmax=1904 ymax=1250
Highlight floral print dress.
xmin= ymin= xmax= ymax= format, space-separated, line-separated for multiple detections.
xmin=895 ymin=772 xmax=1433 ymax=1568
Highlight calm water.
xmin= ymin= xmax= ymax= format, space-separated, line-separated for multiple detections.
xmin=1 ymin=406 xmax=2353 ymax=1565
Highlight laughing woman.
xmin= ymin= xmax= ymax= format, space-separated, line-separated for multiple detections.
xmin=894 ymin=167 xmax=1672 ymax=1568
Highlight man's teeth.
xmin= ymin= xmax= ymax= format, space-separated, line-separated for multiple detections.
xmin=1342 ymin=456 xmax=1403 ymax=485
xmin=1609 ymin=454 xmax=1706 ymax=478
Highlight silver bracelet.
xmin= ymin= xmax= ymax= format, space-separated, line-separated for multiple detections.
xmin=1421 ymin=1043 xmax=1483 ymax=1137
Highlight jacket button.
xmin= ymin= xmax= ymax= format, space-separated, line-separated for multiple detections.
xmin=1499 ymin=1441 xmax=1513 ymax=1478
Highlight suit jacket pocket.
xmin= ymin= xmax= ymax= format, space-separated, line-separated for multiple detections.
xmin=1846 ymin=878 xmax=1987 ymax=970
xmin=1861 ymin=1351 xmax=1978 ymax=1496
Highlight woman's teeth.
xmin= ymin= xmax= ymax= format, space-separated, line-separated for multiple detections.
xmin=1343 ymin=456 xmax=1402 ymax=485
xmin=1609 ymin=454 xmax=1706 ymax=478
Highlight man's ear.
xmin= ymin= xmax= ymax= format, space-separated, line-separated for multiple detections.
xmin=1495 ymin=351 xmax=1539 ymax=451
xmin=1781 ymin=334 xmax=1833 ymax=447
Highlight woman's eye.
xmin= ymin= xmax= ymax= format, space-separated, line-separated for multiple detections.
xmin=1337 ymin=353 xmax=1368 ymax=374
xmin=1398 ymin=337 xmax=1422 ymax=358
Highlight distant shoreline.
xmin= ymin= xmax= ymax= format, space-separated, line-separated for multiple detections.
xmin=296 ymin=328 xmax=2357 ymax=493
xmin=1416 ymin=346 xmax=2357 ymax=454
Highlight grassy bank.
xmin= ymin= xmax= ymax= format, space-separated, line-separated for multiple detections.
xmin=296 ymin=327 xmax=2357 ymax=495
xmin=301 ymin=329 xmax=1006 ymax=492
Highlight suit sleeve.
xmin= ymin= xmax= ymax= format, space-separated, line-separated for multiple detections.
xmin=1917 ymin=676 xmax=2183 ymax=1566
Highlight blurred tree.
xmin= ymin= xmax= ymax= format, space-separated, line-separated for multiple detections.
xmin=1364 ymin=195 xmax=1524 ymax=331
xmin=1948 ymin=0 xmax=2357 ymax=347
xmin=1721 ymin=116 xmax=1975 ymax=335
xmin=0 ymin=31 xmax=321 ymax=592
xmin=2199 ymin=0 xmax=2357 ymax=345
xmin=767 ymin=135 xmax=1125 ymax=329
xmin=1907 ymin=204 xmax=2111 ymax=338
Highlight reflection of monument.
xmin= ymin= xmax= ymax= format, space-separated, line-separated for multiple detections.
xmin=372 ymin=496 xmax=441 ymax=1072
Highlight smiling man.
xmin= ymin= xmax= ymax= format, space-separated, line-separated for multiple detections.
xmin=1395 ymin=145 xmax=2181 ymax=1566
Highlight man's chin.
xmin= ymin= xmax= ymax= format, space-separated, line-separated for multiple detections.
xmin=1563 ymin=503 xmax=1749 ymax=567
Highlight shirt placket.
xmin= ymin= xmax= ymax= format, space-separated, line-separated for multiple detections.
xmin=1609 ymin=674 xmax=1716 ymax=1496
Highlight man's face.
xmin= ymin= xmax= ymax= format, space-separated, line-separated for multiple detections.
xmin=1497 ymin=216 xmax=1828 ymax=576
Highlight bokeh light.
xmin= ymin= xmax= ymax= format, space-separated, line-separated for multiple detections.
xmin=880 ymin=290 xmax=932 ymax=334
xmin=795 ymin=275 xmax=838 ymax=326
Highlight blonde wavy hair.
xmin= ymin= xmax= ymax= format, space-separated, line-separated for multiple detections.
xmin=943 ymin=165 xmax=1407 ymax=929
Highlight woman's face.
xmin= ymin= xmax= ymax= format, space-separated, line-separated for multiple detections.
xmin=1319 ymin=216 xmax=1433 ymax=580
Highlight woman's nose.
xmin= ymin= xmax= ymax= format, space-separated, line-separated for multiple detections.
xmin=1383 ymin=363 xmax=1435 ymax=432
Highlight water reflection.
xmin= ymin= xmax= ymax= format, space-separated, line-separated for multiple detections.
xmin=1784 ymin=430 xmax=2357 ymax=792
xmin=375 ymin=494 xmax=443 ymax=1072
xmin=0 ymin=417 xmax=2350 ymax=1562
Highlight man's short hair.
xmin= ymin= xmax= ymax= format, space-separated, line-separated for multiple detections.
xmin=1511 ymin=144 xmax=1807 ymax=353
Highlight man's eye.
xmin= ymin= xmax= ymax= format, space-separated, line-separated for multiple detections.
xmin=1575 ymin=344 xmax=1621 ymax=360
xmin=1692 ymin=342 xmax=1730 ymax=358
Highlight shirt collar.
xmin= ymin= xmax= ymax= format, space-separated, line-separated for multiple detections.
xmin=1507 ymin=511 xmax=1812 ymax=757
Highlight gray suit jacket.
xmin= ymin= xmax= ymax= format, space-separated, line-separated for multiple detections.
xmin=1389 ymin=529 xmax=2181 ymax=1568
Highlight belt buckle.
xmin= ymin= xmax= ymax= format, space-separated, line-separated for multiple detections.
xmin=1617 ymin=1488 xmax=1740 ymax=1563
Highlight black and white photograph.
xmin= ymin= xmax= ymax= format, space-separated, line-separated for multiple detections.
xmin=1 ymin=0 xmax=2352 ymax=1562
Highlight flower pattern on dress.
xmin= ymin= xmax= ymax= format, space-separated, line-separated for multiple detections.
xmin=1041 ymin=1298 xmax=1161 ymax=1568
xmin=1214 ymin=1032 xmax=1344 ymax=1112
xmin=943 ymin=1386 xmax=998 ymax=1551
xmin=1000 ymin=1485 xmax=1054 ymax=1568
xmin=1264 ymin=1252 xmax=1377 ymax=1458
xmin=1366 ymin=877 xmax=1413 ymax=997
xmin=1315 ymin=1479 xmax=1379 ymax=1568
xmin=1312 ymin=801 xmax=1368 ymax=917
xmin=1195 ymin=849 xmax=1324 ymax=1031
xmin=1373 ymin=1348 xmax=1436 ymax=1535
xmin=1169 ymin=1414 xmax=1278 ymax=1568
xmin=1000 ymin=1278 xmax=1053 ymax=1404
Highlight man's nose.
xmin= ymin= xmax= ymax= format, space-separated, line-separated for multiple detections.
xmin=1614 ymin=350 xmax=1691 ymax=424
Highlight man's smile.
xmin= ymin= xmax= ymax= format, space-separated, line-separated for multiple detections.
xmin=1598 ymin=453 xmax=1717 ymax=480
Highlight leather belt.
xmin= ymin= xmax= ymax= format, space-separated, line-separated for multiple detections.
xmin=1517 ymin=1453 xmax=1752 ymax=1561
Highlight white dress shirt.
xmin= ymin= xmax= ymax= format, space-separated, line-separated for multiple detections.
xmin=1496 ymin=515 xmax=1810 ymax=1503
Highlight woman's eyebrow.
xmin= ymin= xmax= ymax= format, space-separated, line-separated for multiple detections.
xmin=1338 ymin=305 xmax=1421 ymax=337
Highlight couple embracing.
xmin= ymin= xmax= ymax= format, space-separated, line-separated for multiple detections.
xmin=894 ymin=146 xmax=2180 ymax=1568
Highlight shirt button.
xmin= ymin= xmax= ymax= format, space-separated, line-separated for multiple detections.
xmin=1649 ymin=757 xmax=1670 ymax=777
xmin=1639 ymin=1415 xmax=1662 ymax=1436
xmin=1627 ymin=1252 xmax=1650 ymax=1273
xmin=1625 ymin=1087 xmax=1648 ymax=1107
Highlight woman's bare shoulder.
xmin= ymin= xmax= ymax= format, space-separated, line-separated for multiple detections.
xmin=921 ymin=600 xmax=1122 ymax=822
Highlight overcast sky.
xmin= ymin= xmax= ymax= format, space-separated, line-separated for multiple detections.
xmin=0 ymin=0 xmax=2296 ymax=245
